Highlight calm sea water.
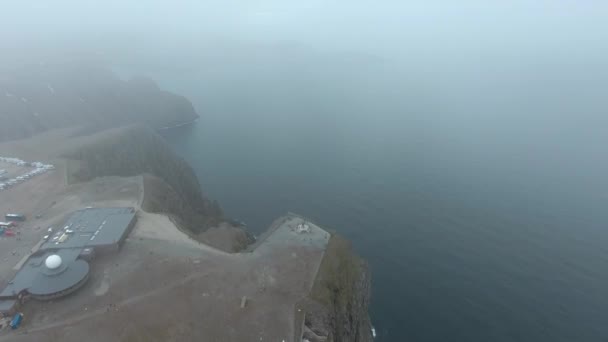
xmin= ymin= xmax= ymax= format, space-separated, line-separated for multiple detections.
xmin=149 ymin=51 xmax=608 ymax=342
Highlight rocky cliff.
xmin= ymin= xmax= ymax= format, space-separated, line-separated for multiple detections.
xmin=63 ymin=125 xmax=223 ymax=233
xmin=306 ymin=235 xmax=373 ymax=342
xmin=0 ymin=64 xmax=198 ymax=141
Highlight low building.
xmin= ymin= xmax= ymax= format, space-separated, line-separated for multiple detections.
xmin=41 ymin=207 xmax=137 ymax=254
xmin=0 ymin=207 xmax=137 ymax=303
xmin=0 ymin=250 xmax=90 ymax=302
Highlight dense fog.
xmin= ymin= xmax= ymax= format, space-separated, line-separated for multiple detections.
xmin=2 ymin=2 xmax=608 ymax=341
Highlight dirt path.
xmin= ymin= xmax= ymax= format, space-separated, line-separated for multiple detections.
xmin=131 ymin=211 xmax=230 ymax=256
xmin=4 ymin=269 xmax=210 ymax=340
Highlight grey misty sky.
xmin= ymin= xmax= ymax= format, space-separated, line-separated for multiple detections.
xmin=2 ymin=0 xmax=608 ymax=61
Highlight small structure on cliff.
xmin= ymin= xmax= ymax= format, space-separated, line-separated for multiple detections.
xmin=295 ymin=223 xmax=311 ymax=234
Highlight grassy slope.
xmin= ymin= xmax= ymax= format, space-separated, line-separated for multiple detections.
xmin=312 ymin=235 xmax=363 ymax=308
xmin=65 ymin=125 xmax=223 ymax=233
xmin=309 ymin=234 xmax=372 ymax=342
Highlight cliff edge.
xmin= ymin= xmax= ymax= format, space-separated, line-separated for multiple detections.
xmin=63 ymin=125 xmax=222 ymax=233
xmin=305 ymin=235 xmax=373 ymax=342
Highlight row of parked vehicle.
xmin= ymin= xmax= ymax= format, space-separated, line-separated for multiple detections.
xmin=0 ymin=157 xmax=27 ymax=166
xmin=0 ymin=157 xmax=55 ymax=191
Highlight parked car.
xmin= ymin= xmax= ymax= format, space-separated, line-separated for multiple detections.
xmin=10 ymin=312 xmax=23 ymax=329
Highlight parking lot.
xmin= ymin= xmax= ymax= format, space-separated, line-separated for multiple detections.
xmin=0 ymin=157 xmax=55 ymax=192
xmin=0 ymin=158 xmax=65 ymax=289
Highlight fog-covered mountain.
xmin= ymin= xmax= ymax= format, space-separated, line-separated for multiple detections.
xmin=0 ymin=64 xmax=198 ymax=141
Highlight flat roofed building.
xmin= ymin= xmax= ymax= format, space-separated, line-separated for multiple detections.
xmin=0 ymin=207 xmax=137 ymax=303
xmin=41 ymin=207 xmax=137 ymax=253
xmin=0 ymin=249 xmax=89 ymax=301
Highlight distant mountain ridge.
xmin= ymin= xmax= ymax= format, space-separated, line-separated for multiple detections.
xmin=0 ymin=64 xmax=199 ymax=141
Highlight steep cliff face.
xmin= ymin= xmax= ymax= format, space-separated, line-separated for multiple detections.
xmin=0 ymin=64 xmax=198 ymax=141
xmin=64 ymin=125 xmax=223 ymax=232
xmin=307 ymin=235 xmax=373 ymax=342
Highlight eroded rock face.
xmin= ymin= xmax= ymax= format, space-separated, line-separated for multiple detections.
xmin=306 ymin=235 xmax=373 ymax=342
xmin=331 ymin=263 xmax=373 ymax=342
xmin=337 ymin=261 xmax=373 ymax=342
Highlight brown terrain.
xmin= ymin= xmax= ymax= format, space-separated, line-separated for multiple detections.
xmin=0 ymin=129 xmax=334 ymax=341
xmin=0 ymin=65 xmax=371 ymax=341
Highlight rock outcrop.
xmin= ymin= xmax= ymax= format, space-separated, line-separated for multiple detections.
xmin=306 ymin=235 xmax=373 ymax=342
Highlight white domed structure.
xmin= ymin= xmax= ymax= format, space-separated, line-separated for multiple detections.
xmin=45 ymin=255 xmax=62 ymax=270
